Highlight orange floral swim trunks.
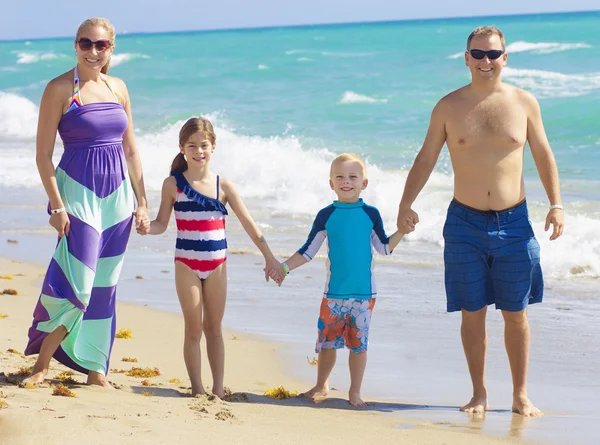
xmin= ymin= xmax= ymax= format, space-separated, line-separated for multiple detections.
xmin=315 ymin=297 xmax=376 ymax=354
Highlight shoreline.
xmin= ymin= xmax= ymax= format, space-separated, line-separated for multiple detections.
xmin=0 ymin=257 xmax=542 ymax=445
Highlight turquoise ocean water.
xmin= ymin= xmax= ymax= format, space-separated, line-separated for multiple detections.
xmin=1 ymin=11 xmax=599 ymax=444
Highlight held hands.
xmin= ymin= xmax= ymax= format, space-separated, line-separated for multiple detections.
xmin=396 ymin=206 xmax=418 ymax=234
xmin=134 ymin=206 xmax=151 ymax=235
xmin=545 ymin=208 xmax=564 ymax=240
xmin=263 ymin=257 xmax=285 ymax=286
xmin=49 ymin=212 xmax=70 ymax=237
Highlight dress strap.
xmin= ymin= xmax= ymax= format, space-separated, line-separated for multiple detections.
xmin=100 ymin=74 xmax=123 ymax=104
xmin=66 ymin=66 xmax=84 ymax=112
xmin=216 ymin=175 xmax=220 ymax=200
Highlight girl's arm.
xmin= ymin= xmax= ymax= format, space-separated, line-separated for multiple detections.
xmin=114 ymin=77 xmax=149 ymax=233
xmin=148 ymin=177 xmax=176 ymax=235
xmin=221 ymin=178 xmax=284 ymax=284
xmin=36 ymin=78 xmax=70 ymax=237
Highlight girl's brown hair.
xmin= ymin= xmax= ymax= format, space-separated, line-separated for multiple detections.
xmin=76 ymin=18 xmax=115 ymax=74
xmin=170 ymin=117 xmax=217 ymax=175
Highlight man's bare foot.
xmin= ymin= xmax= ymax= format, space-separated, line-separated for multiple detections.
xmin=512 ymin=394 xmax=543 ymax=417
xmin=87 ymin=372 xmax=114 ymax=389
xmin=460 ymin=395 xmax=488 ymax=414
xmin=22 ymin=369 xmax=47 ymax=386
xmin=349 ymin=391 xmax=369 ymax=407
xmin=300 ymin=385 xmax=329 ymax=402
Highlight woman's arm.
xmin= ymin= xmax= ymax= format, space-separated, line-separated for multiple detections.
xmin=114 ymin=77 xmax=149 ymax=232
xmin=36 ymin=78 xmax=69 ymax=236
xmin=221 ymin=178 xmax=284 ymax=284
xmin=148 ymin=177 xmax=176 ymax=235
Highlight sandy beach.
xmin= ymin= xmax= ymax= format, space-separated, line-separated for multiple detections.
xmin=0 ymin=256 xmax=543 ymax=445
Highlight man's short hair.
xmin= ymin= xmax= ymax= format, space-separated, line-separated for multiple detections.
xmin=467 ymin=26 xmax=506 ymax=51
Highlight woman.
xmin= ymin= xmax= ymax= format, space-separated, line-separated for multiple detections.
xmin=23 ymin=17 xmax=149 ymax=388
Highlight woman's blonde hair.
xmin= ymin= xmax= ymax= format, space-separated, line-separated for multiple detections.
xmin=76 ymin=18 xmax=116 ymax=74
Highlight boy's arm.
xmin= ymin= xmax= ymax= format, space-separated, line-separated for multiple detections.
xmin=280 ymin=211 xmax=328 ymax=277
xmin=148 ymin=177 xmax=176 ymax=235
xmin=282 ymin=252 xmax=309 ymax=272
xmin=388 ymin=230 xmax=405 ymax=252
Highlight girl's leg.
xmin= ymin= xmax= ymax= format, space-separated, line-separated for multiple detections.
xmin=175 ymin=261 xmax=205 ymax=396
xmin=200 ymin=263 xmax=227 ymax=398
xmin=23 ymin=326 xmax=68 ymax=385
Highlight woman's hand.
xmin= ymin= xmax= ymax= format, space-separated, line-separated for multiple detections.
xmin=264 ymin=257 xmax=285 ymax=286
xmin=49 ymin=211 xmax=70 ymax=237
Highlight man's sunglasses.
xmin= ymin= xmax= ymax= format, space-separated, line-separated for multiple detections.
xmin=76 ymin=38 xmax=112 ymax=52
xmin=468 ymin=49 xmax=504 ymax=60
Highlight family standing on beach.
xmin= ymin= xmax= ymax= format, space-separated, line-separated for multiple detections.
xmin=23 ymin=17 xmax=563 ymax=419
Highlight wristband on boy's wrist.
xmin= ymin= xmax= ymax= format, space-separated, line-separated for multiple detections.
xmin=281 ymin=262 xmax=290 ymax=275
xmin=550 ymin=204 xmax=563 ymax=210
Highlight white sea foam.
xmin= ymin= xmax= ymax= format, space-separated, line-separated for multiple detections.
xmin=0 ymin=92 xmax=38 ymax=139
xmin=447 ymin=41 xmax=591 ymax=59
xmin=257 ymin=64 xmax=269 ymax=70
xmin=13 ymin=51 xmax=68 ymax=64
xmin=503 ymin=67 xmax=600 ymax=98
xmin=339 ymin=91 xmax=388 ymax=104
xmin=110 ymin=53 xmax=150 ymax=67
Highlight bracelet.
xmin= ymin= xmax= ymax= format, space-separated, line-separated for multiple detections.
xmin=281 ymin=262 xmax=290 ymax=275
xmin=51 ymin=207 xmax=66 ymax=214
xmin=550 ymin=204 xmax=563 ymax=210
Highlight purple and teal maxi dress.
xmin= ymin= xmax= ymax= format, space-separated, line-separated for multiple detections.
xmin=25 ymin=67 xmax=134 ymax=375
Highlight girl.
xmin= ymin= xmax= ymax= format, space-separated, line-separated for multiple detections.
xmin=146 ymin=117 xmax=283 ymax=398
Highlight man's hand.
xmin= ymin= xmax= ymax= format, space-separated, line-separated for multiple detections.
xmin=545 ymin=208 xmax=564 ymax=240
xmin=397 ymin=206 xmax=419 ymax=234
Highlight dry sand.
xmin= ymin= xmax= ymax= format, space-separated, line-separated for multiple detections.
xmin=0 ymin=257 xmax=539 ymax=445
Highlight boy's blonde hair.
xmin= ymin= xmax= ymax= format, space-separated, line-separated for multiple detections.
xmin=330 ymin=153 xmax=367 ymax=178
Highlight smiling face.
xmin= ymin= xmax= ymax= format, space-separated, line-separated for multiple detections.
xmin=465 ymin=34 xmax=508 ymax=82
xmin=329 ymin=159 xmax=368 ymax=203
xmin=74 ymin=25 xmax=114 ymax=71
xmin=180 ymin=131 xmax=214 ymax=167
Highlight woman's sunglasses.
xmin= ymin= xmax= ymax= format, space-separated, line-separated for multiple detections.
xmin=468 ymin=49 xmax=505 ymax=60
xmin=76 ymin=38 xmax=112 ymax=52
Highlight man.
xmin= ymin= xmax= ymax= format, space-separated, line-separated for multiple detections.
xmin=396 ymin=26 xmax=564 ymax=417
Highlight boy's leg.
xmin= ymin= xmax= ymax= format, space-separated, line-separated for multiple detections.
xmin=348 ymin=350 xmax=368 ymax=406
xmin=302 ymin=349 xmax=337 ymax=402
xmin=460 ymin=307 xmax=489 ymax=413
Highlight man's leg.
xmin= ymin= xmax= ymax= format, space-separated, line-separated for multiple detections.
xmin=460 ymin=306 xmax=489 ymax=413
xmin=502 ymin=309 xmax=543 ymax=417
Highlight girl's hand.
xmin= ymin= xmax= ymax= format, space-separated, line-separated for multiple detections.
xmin=264 ymin=258 xmax=285 ymax=286
xmin=49 ymin=211 xmax=70 ymax=237
xmin=134 ymin=207 xmax=150 ymax=235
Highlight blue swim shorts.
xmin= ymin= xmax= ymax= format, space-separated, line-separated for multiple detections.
xmin=443 ymin=199 xmax=543 ymax=312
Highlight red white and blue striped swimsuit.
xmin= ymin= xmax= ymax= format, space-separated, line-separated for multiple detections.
xmin=173 ymin=172 xmax=228 ymax=280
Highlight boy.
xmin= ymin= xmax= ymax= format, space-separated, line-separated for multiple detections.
xmin=279 ymin=153 xmax=405 ymax=406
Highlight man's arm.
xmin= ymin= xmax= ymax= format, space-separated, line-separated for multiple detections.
xmin=523 ymin=90 xmax=564 ymax=240
xmin=397 ymin=99 xmax=448 ymax=232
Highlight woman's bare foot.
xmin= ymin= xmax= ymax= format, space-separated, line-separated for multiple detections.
xmin=212 ymin=386 xmax=225 ymax=399
xmin=301 ymin=384 xmax=329 ymax=402
xmin=22 ymin=368 xmax=47 ymax=386
xmin=349 ymin=391 xmax=369 ymax=407
xmin=87 ymin=371 xmax=114 ymax=389
xmin=512 ymin=394 xmax=543 ymax=417
xmin=460 ymin=394 xmax=488 ymax=414
xmin=191 ymin=387 xmax=207 ymax=397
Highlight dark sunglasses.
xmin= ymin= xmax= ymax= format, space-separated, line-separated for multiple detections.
xmin=468 ymin=49 xmax=504 ymax=60
xmin=76 ymin=38 xmax=112 ymax=52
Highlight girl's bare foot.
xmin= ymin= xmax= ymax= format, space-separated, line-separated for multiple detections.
xmin=460 ymin=394 xmax=488 ymax=414
xmin=87 ymin=371 xmax=114 ymax=389
xmin=512 ymin=394 xmax=543 ymax=417
xmin=349 ymin=391 xmax=369 ymax=407
xmin=301 ymin=384 xmax=329 ymax=402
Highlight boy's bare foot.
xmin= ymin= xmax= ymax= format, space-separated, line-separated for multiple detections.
xmin=22 ymin=369 xmax=47 ymax=386
xmin=512 ymin=394 xmax=543 ymax=417
xmin=87 ymin=371 xmax=114 ymax=389
xmin=349 ymin=391 xmax=369 ymax=407
xmin=460 ymin=395 xmax=488 ymax=414
xmin=301 ymin=385 xmax=329 ymax=402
